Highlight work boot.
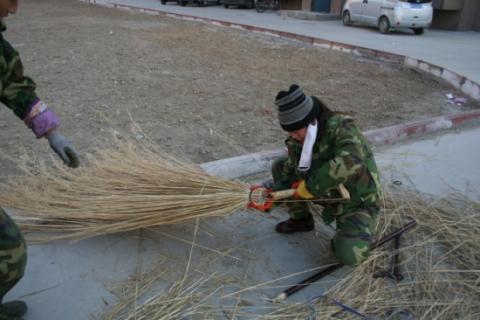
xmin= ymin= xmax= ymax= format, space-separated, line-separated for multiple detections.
xmin=275 ymin=216 xmax=314 ymax=234
xmin=0 ymin=300 xmax=27 ymax=318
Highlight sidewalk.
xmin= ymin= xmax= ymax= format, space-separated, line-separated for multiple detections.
xmin=88 ymin=0 xmax=480 ymax=85
xmin=376 ymin=126 xmax=480 ymax=202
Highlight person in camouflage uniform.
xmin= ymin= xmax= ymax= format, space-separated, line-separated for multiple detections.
xmin=263 ymin=84 xmax=382 ymax=266
xmin=0 ymin=1 xmax=80 ymax=318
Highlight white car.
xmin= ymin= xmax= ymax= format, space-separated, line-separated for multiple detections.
xmin=342 ymin=0 xmax=433 ymax=35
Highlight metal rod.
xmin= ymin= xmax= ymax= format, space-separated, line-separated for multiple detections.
xmin=370 ymin=220 xmax=417 ymax=250
xmin=392 ymin=235 xmax=404 ymax=281
xmin=274 ymin=220 xmax=417 ymax=301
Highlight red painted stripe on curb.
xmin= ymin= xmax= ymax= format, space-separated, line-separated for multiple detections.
xmin=201 ymin=109 xmax=480 ymax=178
xmin=365 ymin=109 xmax=480 ymax=146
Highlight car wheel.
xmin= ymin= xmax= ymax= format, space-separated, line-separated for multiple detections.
xmin=342 ymin=11 xmax=352 ymax=26
xmin=412 ymin=28 xmax=424 ymax=35
xmin=224 ymin=3 xmax=229 ymax=8
xmin=180 ymin=1 xmax=187 ymax=5
xmin=378 ymin=16 xmax=390 ymax=34
xmin=161 ymin=0 xmax=166 ymax=4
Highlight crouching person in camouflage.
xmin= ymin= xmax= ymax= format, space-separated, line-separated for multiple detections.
xmin=265 ymin=84 xmax=381 ymax=266
xmin=0 ymin=1 xmax=79 ymax=318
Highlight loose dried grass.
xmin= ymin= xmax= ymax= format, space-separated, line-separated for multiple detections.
xmin=261 ymin=187 xmax=480 ymax=319
xmin=102 ymin=187 xmax=480 ymax=319
xmin=0 ymin=141 xmax=249 ymax=242
xmin=104 ymin=272 xmax=223 ymax=320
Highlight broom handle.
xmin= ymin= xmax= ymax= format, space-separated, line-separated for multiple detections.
xmin=338 ymin=184 xmax=350 ymax=201
xmin=270 ymin=184 xmax=350 ymax=201
xmin=269 ymin=189 xmax=296 ymax=200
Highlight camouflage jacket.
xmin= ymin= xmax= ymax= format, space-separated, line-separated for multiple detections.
xmin=281 ymin=112 xmax=382 ymax=219
xmin=0 ymin=19 xmax=39 ymax=120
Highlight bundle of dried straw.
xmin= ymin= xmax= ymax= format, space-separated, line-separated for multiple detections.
xmin=262 ymin=189 xmax=480 ymax=319
xmin=0 ymin=142 xmax=250 ymax=242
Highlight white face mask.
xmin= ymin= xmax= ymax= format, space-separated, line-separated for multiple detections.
xmin=298 ymin=119 xmax=318 ymax=172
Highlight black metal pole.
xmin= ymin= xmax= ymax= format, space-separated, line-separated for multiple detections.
xmin=274 ymin=220 xmax=417 ymax=301
xmin=392 ymin=235 xmax=404 ymax=281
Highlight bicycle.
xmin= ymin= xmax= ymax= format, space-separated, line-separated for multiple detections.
xmin=255 ymin=0 xmax=279 ymax=13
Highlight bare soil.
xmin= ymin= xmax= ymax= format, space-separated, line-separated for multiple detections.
xmin=0 ymin=0 xmax=478 ymax=177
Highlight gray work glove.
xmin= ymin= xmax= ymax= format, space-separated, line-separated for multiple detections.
xmin=46 ymin=131 xmax=80 ymax=168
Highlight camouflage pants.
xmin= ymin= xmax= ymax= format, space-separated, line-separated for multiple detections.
xmin=271 ymin=157 xmax=377 ymax=266
xmin=0 ymin=207 xmax=27 ymax=306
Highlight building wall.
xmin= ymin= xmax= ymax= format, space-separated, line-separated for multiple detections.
xmin=457 ymin=0 xmax=480 ymax=30
xmin=473 ymin=4 xmax=480 ymax=31
xmin=302 ymin=0 xmax=312 ymax=11
xmin=330 ymin=0 xmax=343 ymax=14
xmin=432 ymin=10 xmax=461 ymax=29
xmin=279 ymin=0 xmax=303 ymax=10
xmin=432 ymin=0 xmax=480 ymax=30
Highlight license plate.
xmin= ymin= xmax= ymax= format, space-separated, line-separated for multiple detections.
xmin=410 ymin=3 xmax=422 ymax=9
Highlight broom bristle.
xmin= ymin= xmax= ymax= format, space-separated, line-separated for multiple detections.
xmin=0 ymin=141 xmax=250 ymax=242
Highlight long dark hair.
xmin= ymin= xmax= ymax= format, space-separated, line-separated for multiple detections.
xmin=312 ymin=96 xmax=334 ymax=136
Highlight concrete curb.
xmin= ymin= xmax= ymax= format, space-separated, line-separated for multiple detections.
xmin=93 ymin=1 xmax=480 ymax=101
xmin=201 ymin=109 xmax=480 ymax=178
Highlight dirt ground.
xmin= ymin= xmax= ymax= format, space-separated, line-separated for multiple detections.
xmin=0 ymin=0 xmax=478 ymax=178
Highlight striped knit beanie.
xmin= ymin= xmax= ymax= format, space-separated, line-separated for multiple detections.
xmin=275 ymin=84 xmax=320 ymax=132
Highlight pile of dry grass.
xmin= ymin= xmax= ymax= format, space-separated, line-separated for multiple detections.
xmin=260 ymin=188 xmax=480 ymax=319
xmin=104 ymin=271 xmax=222 ymax=320
xmin=101 ymin=187 xmax=480 ymax=320
xmin=0 ymin=141 xmax=249 ymax=242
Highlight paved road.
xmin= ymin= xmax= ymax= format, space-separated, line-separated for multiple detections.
xmin=91 ymin=0 xmax=480 ymax=83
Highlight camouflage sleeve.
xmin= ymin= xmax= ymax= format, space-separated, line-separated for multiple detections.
xmin=271 ymin=138 xmax=301 ymax=190
xmin=276 ymin=142 xmax=298 ymax=187
xmin=0 ymin=32 xmax=39 ymax=119
xmin=306 ymin=118 xmax=366 ymax=196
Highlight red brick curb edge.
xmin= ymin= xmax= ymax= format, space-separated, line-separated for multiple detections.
xmin=364 ymin=109 xmax=480 ymax=145
xmin=202 ymin=109 xmax=480 ymax=178
xmin=100 ymin=1 xmax=480 ymax=102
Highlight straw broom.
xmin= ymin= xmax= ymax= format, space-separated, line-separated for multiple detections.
xmin=0 ymin=141 xmax=250 ymax=242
